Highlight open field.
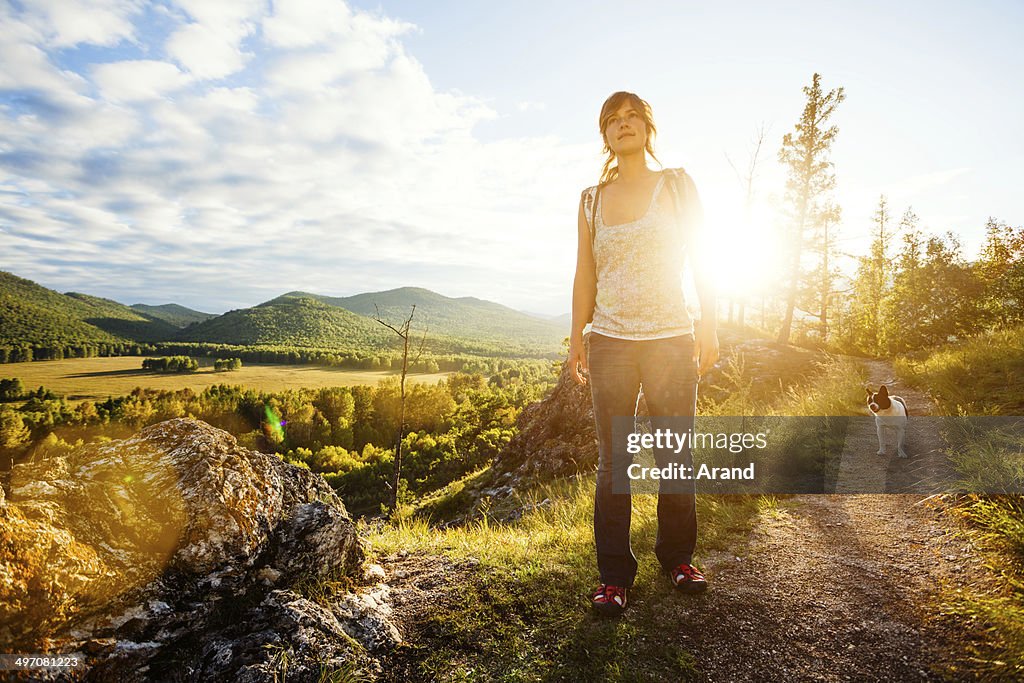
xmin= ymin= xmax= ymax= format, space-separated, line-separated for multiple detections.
xmin=0 ymin=357 xmax=451 ymax=403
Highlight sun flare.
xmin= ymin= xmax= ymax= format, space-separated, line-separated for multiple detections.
xmin=705 ymin=206 xmax=784 ymax=298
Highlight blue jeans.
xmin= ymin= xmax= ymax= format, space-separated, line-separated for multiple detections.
xmin=588 ymin=331 xmax=698 ymax=587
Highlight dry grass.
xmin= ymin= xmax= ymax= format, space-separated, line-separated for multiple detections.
xmin=895 ymin=325 xmax=1024 ymax=415
xmin=0 ymin=357 xmax=450 ymax=404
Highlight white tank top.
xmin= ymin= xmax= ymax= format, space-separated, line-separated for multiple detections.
xmin=582 ymin=169 xmax=695 ymax=340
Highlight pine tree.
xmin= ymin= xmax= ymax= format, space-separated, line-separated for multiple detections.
xmin=776 ymin=73 xmax=846 ymax=344
xmin=845 ymin=197 xmax=905 ymax=353
xmin=976 ymin=218 xmax=1024 ymax=327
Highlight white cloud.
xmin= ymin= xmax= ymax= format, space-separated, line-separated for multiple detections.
xmin=166 ymin=0 xmax=265 ymax=80
xmin=266 ymin=38 xmax=394 ymax=92
xmin=174 ymin=0 xmax=265 ymax=27
xmin=262 ymin=0 xmax=414 ymax=49
xmin=517 ymin=100 xmax=547 ymax=112
xmin=262 ymin=0 xmax=354 ymax=48
xmin=21 ymin=0 xmax=141 ymax=48
xmin=92 ymin=60 xmax=191 ymax=101
xmin=166 ymin=22 xmax=249 ymax=80
xmin=0 ymin=11 xmax=89 ymax=99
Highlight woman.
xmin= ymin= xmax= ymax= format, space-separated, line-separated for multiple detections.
xmin=568 ymin=91 xmax=719 ymax=617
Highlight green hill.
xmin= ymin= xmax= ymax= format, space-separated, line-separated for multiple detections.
xmin=549 ymin=312 xmax=571 ymax=329
xmin=63 ymin=292 xmax=179 ymax=341
xmin=287 ymin=286 xmax=565 ymax=355
xmin=130 ymin=303 xmax=215 ymax=328
xmin=175 ymin=295 xmax=395 ymax=350
xmin=0 ymin=271 xmax=178 ymax=351
xmin=179 ymin=292 xmax=557 ymax=358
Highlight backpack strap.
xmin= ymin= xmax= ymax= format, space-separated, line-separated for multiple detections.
xmin=663 ymin=167 xmax=701 ymax=246
xmin=581 ymin=184 xmax=602 ymax=248
xmin=663 ymin=167 xmax=685 ymax=236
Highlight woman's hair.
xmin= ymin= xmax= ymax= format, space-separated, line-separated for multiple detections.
xmin=598 ymin=91 xmax=661 ymax=185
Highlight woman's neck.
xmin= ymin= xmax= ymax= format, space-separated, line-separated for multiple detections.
xmin=615 ymin=152 xmax=656 ymax=183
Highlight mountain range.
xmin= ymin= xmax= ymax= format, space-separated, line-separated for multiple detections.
xmin=0 ymin=270 xmax=567 ymax=358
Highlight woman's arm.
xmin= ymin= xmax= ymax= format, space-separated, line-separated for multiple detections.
xmin=682 ymin=172 xmax=720 ymax=377
xmin=569 ymin=191 xmax=597 ymax=385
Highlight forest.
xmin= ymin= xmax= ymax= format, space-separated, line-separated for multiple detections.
xmin=0 ymin=360 xmax=558 ymax=514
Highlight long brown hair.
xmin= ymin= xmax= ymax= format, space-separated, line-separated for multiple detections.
xmin=598 ymin=91 xmax=661 ymax=185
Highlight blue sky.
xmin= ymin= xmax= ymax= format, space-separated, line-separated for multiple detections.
xmin=1 ymin=0 xmax=1021 ymax=315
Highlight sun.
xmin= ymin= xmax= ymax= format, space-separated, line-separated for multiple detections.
xmin=704 ymin=205 xmax=783 ymax=299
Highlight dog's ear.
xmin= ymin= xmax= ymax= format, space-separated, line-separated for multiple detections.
xmin=865 ymin=387 xmax=873 ymax=396
xmin=878 ymin=385 xmax=888 ymax=396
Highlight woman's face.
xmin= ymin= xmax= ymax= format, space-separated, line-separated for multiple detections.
xmin=603 ymin=102 xmax=647 ymax=156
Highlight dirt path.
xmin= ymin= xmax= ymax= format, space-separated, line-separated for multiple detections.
xmin=682 ymin=358 xmax=991 ymax=681
xmin=835 ymin=359 xmax=958 ymax=494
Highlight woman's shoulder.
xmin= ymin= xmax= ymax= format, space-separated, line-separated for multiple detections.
xmin=662 ymin=166 xmax=693 ymax=182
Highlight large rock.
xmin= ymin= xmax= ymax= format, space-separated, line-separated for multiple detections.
xmin=0 ymin=418 xmax=375 ymax=680
xmin=495 ymin=355 xmax=599 ymax=478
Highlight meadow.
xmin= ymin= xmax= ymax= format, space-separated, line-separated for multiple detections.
xmin=2 ymin=356 xmax=450 ymax=404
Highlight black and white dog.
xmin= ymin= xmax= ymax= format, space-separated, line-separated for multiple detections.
xmin=866 ymin=385 xmax=909 ymax=458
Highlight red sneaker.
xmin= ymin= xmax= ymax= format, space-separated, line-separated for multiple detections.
xmin=670 ymin=563 xmax=708 ymax=593
xmin=591 ymin=584 xmax=628 ymax=616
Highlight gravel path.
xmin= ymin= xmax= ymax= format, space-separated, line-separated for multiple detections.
xmin=679 ymin=358 xmax=992 ymax=681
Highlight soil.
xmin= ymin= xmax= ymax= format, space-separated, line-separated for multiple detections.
xmin=374 ymin=553 xmax=480 ymax=683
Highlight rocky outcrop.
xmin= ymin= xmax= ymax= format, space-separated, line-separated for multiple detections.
xmin=0 ymin=418 xmax=395 ymax=681
xmin=494 ymin=356 xmax=599 ymax=479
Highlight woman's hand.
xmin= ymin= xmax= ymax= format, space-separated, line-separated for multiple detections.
xmin=693 ymin=325 xmax=719 ymax=378
xmin=568 ymin=334 xmax=589 ymax=385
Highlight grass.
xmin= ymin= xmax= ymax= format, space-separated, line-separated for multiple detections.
xmin=938 ymin=417 xmax=1024 ymax=494
xmin=366 ymin=476 xmax=764 ymax=682
xmin=406 ymin=466 xmax=497 ymax=524
xmin=318 ymin=663 xmax=374 ymax=683
xmin=691 ymin=353 xmax=869 ymax=493
xmin=943 ymin=496 xmax=1024 ymax=680
xmin=893 ymin=324 xmax=1024 ymax=678
xmin=895 ymin=324 xmax=1024 ymax=416
xmin=699 ymin=341 xmax=865 ymax=418
xmin=0 ymin=356 xmax=450 ymax=404
xmin=356 ymin=346 xmax=866 ymax=680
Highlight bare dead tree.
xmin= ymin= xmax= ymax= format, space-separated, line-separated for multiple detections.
xmin=373 ymin=303 xmax=428 ymax=514
xmin=726 ymin=122 xmax=769 ymax=328
xmin=816 ymin=201 xmax=842 ymax=340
